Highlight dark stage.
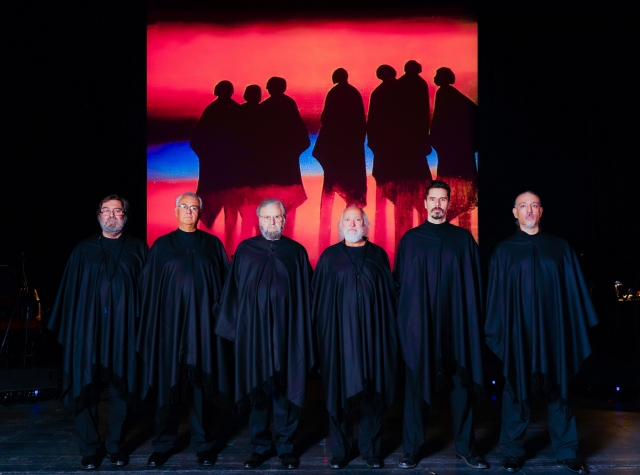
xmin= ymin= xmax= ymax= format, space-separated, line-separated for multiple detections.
xmin=1 ymin=361 xmax=639 ymax=474
xmin=2 ymin=1 xmax=640 ymax=474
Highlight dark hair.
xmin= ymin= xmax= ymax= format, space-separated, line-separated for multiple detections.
xmin=426 ymin=180 xmax=451 ymax=200
xmin=97 ymin=194 xmax=129 ymax=216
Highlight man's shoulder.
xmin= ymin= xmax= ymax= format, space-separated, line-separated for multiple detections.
xmin=281 ymin=235 xmax=310 ymax=256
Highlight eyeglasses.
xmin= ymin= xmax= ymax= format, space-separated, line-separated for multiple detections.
xmin=177 ymin=204 xmax=200 ymax=213
xmin=259 ymin=215 xmax=283 ymax=222
xmin=100 ymin=208 xmax=124 ymax=216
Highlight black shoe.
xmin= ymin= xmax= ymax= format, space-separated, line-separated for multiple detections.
xmin=364 ymin=456 xmax=383 ymax=469
xmin=244 ymin=452 xmax=270 ymax=469
xmin=329 ymin=456 xmax=347 ymax=469
xmin=502 ymin=456 xmax=521 ymax=473
xmin=148 ymin=451 xmax=170 ymax=467
xmin=107 ymin=452 xmax=128 ymax=466
xmin=80 ymin=454 xmax=100 ymax=470
xmin=398 ymin=453 xmax=417 ymax=469
xmin=280 ymin=453 xmax=300 ymax=469
xmin=197 ymin=450 xmax=215 ymax=466
xmin=558 ymin=459 xmax=589 ymax=474
xmin=456 ymin=452 xmax=488 ymax=469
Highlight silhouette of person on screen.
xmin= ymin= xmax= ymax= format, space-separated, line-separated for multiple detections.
xmin=256 ymin=76 xmax=310 ymax=234
xmin=367 ymin=62 xmax=432 ymax=249
xmin=190 ymin=80 xmax=241 ymax=238
xmin=430 ymin=67 xmax=478 ymax=231
xmin=313 ymin=68 xmax=367 ymax=249
xmin=236 ymin=84 xmax=264 ymax=241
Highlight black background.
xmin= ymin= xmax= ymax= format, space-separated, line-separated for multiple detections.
xmin=2 ymin=1 xmax=638 ymax=327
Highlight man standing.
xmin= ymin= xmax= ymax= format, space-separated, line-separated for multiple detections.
xmin=215 ymin=198 xmax=313 ymax=470
xmin=137 ymin=192 xmax=232 ymax=468
xmin=48 ymin=194 xmax=147 ymax=470
xmin=311 ymin=206 xmax=398 ymax=469
xmin=394 ymin=180 xmax=486 ymax=470
xmin=485 ymin=191 xmax=598 ymax=474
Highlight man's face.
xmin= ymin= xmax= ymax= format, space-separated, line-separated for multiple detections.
xmin=424 ymin=188 xmax=449 ymax=223
xmin=258 ymin=203 xmax=284 ymax=240
xmin=513 ymin=192 xmax=543 ymax=232
xmin=341 ymin=207 xmax=365 ymax=243
xmin=175 ymin=195 xmax=201 ymax=229
xmin=98 ymin=199 xmax=127 ymax=236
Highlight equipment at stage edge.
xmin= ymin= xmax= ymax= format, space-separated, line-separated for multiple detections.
xmin=0 ymin=366 xmax=60 ymax=404
xmin=614 ymin=280 xmax=640 ymax=301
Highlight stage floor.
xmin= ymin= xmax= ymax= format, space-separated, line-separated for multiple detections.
xmin=1 ymin=375 xmax=639 ymax=474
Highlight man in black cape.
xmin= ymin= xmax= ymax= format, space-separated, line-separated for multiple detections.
xmin=311 ymin=206 xmax=398 ymax=469
xmin=47 ymin=194 xmax=147 ymax=470
xmin=137 ymin=192 xmax=232 ymax=468
xmin=485 ymin=191 xmax=598 ymax=475
xmin=394 ymin=180 xmax=486 ymax=470
xmin=215 ymin=198 xmax=313 ymax=470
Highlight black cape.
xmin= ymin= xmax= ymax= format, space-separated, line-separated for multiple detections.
xmin=47 ymin=233 xmax=147 ymax=409
xmin=485 ymin=229 xmax=599 ymax=413
xmin=311 ymin=240 xmax=398 ymax=422
xmin=136 ymin=229 xmax=232 ymax=412
xmin=394 ymin=221 xmax=484 ymax=406
xmin=214 ymin=235 xmax=313 ymax=416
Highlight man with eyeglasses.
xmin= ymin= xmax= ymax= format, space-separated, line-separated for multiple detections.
xmin=485 ymin=191 xmax=597 ymax=474
xmin=137 ymin=192 xmax=232 ymax=468
xmin=48 ymin=194 xmax=147 ymax=470
xmin=311 ymin=205 xmax=398 ymax=469
xmin=215 ymin=198 xmax=313 ymax=470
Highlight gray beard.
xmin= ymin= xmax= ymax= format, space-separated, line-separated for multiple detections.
xmin=343 ymin=228 xmax=365 ymax=243
xmin=99 ymin=216 xmax=127 ymax=236
xmin=260 ymin=225 xmax=283 ymax=240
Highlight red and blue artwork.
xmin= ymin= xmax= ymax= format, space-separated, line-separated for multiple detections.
xmin=147 ymin=16 xmax=477 ymax=266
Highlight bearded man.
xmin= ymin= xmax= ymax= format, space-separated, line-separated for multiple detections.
xmin=485 ymin=191 xmax=597 ymax=475
xmin=48 ymin=194 xmax=147 ymax=470
xmin=215 ymin=198 xmax=313 ymax=470
xmin=311 ymin=205 xmax=398 ymax=469
xmin=394 ymin=180 xmax=486 ymax=470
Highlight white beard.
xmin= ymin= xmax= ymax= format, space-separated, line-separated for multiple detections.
xmin=343 ymin=227 xmax=365 ymax=243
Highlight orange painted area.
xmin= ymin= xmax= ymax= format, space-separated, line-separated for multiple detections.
xmin=148 ymin=175 xmax=477 ymax=268
xmin=147 ymin=19 xmax=477 ymax=123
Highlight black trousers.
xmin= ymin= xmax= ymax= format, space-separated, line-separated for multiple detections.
xmin=249 ymin=388 xmax=298 ymax=456
xmin=74 ymin=384 xmax=128 ymax=456
xmin=329 ymin=401 xmax=382 ymax=459
xmin=151 ymin=385 xmax=213 ymax=454
xmin=402 ymin=364 xmax=476 ymax=456
xmin=499 ymin=381 xmax=578 ymax=461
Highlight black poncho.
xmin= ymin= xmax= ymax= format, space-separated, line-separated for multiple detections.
xmin=47 ymin=233 xmax=147 ymax=409
xmin=136 ymin=229 xmax=232 ymax=411
xmin=485 ymin=229 xmax=599 ymax=413
xmin=394 ymin=221 xmax=484 ymax=405
xmin=214 ymin=235 xmax=313 ymax=416
xmin=311 ymin=240 xmax=398 ymax=422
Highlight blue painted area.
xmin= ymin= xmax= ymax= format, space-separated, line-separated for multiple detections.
xmin=146 ymin=134 xmax=460 ymax=181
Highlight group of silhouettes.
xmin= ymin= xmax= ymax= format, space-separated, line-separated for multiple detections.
xmin=190 ymin=60 xmax=478 ymax=252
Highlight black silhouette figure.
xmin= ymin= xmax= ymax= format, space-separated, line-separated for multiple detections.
xmin=312 ymin=68 xmax=367 ymax=249
xmin=256 ymin=76 xmax=310 ymax=233
xmin=430 ymin=67 xmax=478 ymax=229
xmin=367 ymin=62 xmax=433 ymax=248
xmin=234 ymin=84 xmax=264 ymax=242
xmin=190 ymin=80 xmax=242 ymax=235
